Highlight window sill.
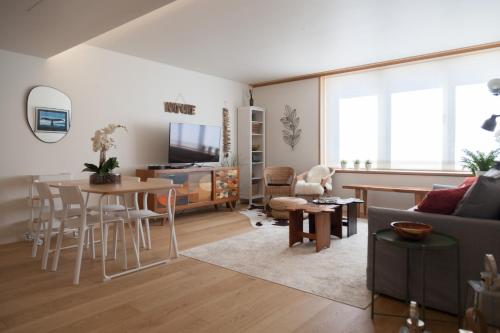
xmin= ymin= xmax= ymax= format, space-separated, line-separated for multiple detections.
xmin=333 ymin=168 xmax=472 ymax=177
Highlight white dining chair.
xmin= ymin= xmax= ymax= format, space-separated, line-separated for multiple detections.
xmin=32 ymin=181 xmax=88 ymax=269
xmin=86 ymin=176 xmax=143 ymax=258
xmin=29 ymin=173 xmax=72 ymax=257
xmin=116 ymin=178 xmax=178 ymax=258
xmin=51 ymin=185 xmax=127 ymax=285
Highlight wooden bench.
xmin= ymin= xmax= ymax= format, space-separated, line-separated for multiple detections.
xmin=342 ymin=184 xmax=432 ymax=217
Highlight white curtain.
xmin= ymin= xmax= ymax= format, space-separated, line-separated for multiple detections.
xmin=324 ymin=48 xmax=500 ymax=170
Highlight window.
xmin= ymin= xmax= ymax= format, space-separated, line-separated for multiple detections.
xmin=338 ymin=95 xmax=378 ymax=165
xmin=323 ymin=49 xmax=500 ymax=170
xmin=455 ymin=83 xmax=500 ymax=169
xmin=390 ymin=88 xmax=443 ymax=169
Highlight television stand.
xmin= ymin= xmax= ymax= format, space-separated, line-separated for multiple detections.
xmin=137 ymin=166 xmax=239 ymax=212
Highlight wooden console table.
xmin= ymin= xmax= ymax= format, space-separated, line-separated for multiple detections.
xmin=343 ymin=184 xmax=431 ymax=217
xmin=136 ymin=166 xmax=239 ymax=213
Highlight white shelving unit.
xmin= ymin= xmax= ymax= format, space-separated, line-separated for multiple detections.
xmin=237 ymin=106 xmax=265 ymax=206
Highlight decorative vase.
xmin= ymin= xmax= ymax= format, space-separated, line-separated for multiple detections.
xmin=249 ymin=89 xmax=254 ymax=106
xmin=89 ymin=173 xmax=121 ymax=185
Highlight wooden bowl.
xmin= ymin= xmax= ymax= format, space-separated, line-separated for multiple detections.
xmin=390 ymin=221 xmax=432 ymax=241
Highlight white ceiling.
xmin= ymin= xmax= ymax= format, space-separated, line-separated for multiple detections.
xmin=0 ymin=0 xmax=175 ymax=58
xmin=2 ymin=0 xmax=500 ymax=84
xmin=88 ymin=0 xmax=500 ymax=84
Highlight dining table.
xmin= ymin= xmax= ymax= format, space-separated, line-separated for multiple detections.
xmin=48 ymin=178 xmax=180 ymax=282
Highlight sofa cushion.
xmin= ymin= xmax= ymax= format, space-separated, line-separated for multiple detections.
xmin=416 ymin=185 xmax=471 ymax=215
xmin=459 ymin=176 xmax=477 ymax=188
xmin=454 ymin=176 xmax=500 ymax=219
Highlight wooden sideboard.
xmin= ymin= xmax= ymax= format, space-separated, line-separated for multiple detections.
xmin=136 ymin=166 xmax=239 ymax=212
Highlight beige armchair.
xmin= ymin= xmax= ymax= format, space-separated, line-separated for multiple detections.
xmin=263 ymin=166 xmax=295 ymax=207
xmin=294 ymin=165 xmax=335 ymax=199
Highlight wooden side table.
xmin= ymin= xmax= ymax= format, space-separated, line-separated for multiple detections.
xmin=285 ymin=203 xmax=340 ymax=252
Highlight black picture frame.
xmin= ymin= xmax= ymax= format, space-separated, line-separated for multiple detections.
xmin=35 ymin=107 xmax=69 ymax=133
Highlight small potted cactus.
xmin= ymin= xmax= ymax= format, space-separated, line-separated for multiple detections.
xmin=365 ymin=159 xmax=372 ymax=170
xmin=353 ymin=159 xmax=360 ymax=170
xmin=340 ymin=160 xmax=348 ymax=169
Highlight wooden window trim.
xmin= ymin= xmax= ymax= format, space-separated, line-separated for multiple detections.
xmin=251 ymin=41 xmax=500 ymax=87
xmin=333 ymin=168 xmax=472 ymax=177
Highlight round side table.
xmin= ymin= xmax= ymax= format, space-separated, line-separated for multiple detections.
xmin=371 ymin=228 xmax=461 ymax=327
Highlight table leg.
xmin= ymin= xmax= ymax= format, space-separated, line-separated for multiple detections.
xmin=346 ymin=203 xmax=358 ymax=237
xmin=355 ymin=189 xmax=362 ymax=216
xmin=371 ymin=233 xmax=376 ymax=319
xmin=314 ymin=212 xmax=331 ymax=252
xmin=406 ymin=248 xmax=410 ymax=303
xmin=289 ymin=210 xmax=304 ymax=247
xmin=308 ymin=213 xmax=316 ymax=242
xmin=457 ymin=244 xmax=462 ymax=328
xmin=422 ymin=247 xmax=426 ymax=322
xmin=330 ymin=207 xmax=342 ymax=238
xmin=363 ymin=189 xmax=368 ymax=217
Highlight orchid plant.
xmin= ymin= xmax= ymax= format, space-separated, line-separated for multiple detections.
xmin=83 ymin=124 xmax=127 ymax=175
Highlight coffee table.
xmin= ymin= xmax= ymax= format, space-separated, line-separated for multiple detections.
xmin=285 ymin=203 xmax=340 ymax=252
xmin=312 ymin=197 xmax=364 ymax=237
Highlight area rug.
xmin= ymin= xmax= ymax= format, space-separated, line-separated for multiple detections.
xmin=181 ymin=211 xmax=371 ymax=309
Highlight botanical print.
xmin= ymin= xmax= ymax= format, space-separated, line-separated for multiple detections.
xmin=280 ymin=104 xmax=301 ymax=150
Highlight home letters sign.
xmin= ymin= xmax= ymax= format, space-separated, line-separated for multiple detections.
xmin=164 ymin=102 xmax=196 ymax=115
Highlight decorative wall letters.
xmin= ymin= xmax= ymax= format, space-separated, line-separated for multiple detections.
xmin=164 ymin=102 xmax=196 ymax=115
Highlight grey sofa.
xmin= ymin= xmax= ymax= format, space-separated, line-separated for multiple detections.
xmin=367 ymin=206 xmax=500 ymax=326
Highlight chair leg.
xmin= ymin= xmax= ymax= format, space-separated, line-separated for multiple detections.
xmin=51 ymin=220 xmax=65 ymax=272
xmin=90 ymin=226 xmax=96 ymax=260
xmin=73 ymin=227 xmax=86 ymax=285
xmin=85 ymin=229 xmax=90 ymax=249
xmin=41 ymin=218 xmax=54 ymax=270
xmin=119 ymin=222 xmax=128 ymax=270
xmin=139 ymin=220 xmax=146 ymax=249
xmin=144 ymin=218 xmax=151 ymax=250
xmin=112 ymin=223 xmax=118 ymax=260
xmin=31 ymin=220 xmax=42 ymax=257
xmin=103 ymin=224 xmax=109 ymax=258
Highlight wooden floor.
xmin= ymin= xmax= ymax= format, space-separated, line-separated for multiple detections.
xmin=0 ymin=207 xmax=459 ymax=333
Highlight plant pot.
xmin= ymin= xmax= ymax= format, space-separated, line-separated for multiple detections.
xmin=340 ymin=163 xmax=347 ymax=169
xmin=365 ymin=164 xmax=372 ymax=170
xmin=89 ymin=173 xmax=121 ymax=185
xmin=353 ymin=164 xmax=360 ymax=170
xmin=474 ymin=170 xmax=487 ymax=176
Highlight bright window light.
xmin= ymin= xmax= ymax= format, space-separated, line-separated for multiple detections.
xmin=455 ymin=83 xmax=499 ymax=169
xmin=391 ymin=88 xmax=443 ymax=169
xmin=338 ymin=95 xmax=378 ymax=165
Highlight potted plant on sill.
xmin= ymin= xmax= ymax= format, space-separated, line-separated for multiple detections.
xmin=461 ymin=149 xmax=499 ymax=176
xmin=365 ymin=160 xmax=372 ymax=170
xmin=83 ymin=124 xmax=127 ymax=184
xmin=353 ymin=159 xmax=360 ymax=170
xmin=340 ymin=160 xmax=348 ymax=169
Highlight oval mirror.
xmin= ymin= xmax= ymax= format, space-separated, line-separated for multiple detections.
xmin=26 ymin=86 xmax=72 ymax=143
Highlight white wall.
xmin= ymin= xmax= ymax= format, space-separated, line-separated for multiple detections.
xmin=254 ymin=78 xmax=470 ymax=209
xmin=0 ymin=44 xmax=247 ymax=244
xmin=254 ymin=78 xmax=320 ymax=174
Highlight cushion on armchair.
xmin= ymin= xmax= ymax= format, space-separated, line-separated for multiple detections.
xmin=295 ymin=180 xmax=325 ymax=195
xmin=306 ymin=165 xmax=332 ymax=185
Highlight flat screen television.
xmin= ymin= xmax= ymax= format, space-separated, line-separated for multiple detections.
xmin=168 ymin=122 xmax=221 ymax=163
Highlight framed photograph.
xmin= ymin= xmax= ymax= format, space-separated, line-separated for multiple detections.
xmin=35 ymin=107 xmax=69 ymax=133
